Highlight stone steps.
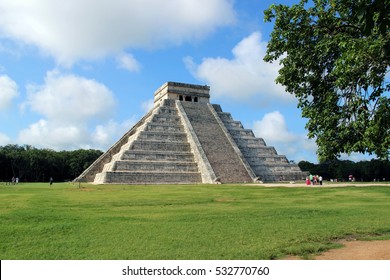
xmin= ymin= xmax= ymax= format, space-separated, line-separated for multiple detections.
xmin=157 ymin=107 xmax=178 ymax=115
xmin=215 ymin=107 xmax=307 ymax=182
xmin=145 ymin=123 xmax=184 ymax=132
xmin=121 ymin=150 xmax=195 ymax=162
xmin=129 ymin=140 xmax=191 ymax=152
xmin=99 ymin=171 xmax=202 ymax=184
xmin=92 ymin=99 xmax=202 ymax=184
xmin=234 ymin=137 xmax=266 ymax=146
xmin=243 ymin=154 xmax=288 ymax=161
xmin=241 ymin=147 xmax=279 ymax=157
xmin=152 ymin=114 xmax=182 ymax=123
xmin=252 ymin=165 xmax=303 ymax=172
xmin=107 ymin=160 xmax=199 ymax=172
xmin=137 ymin=131 xmax=187 ymax=142
xmin=227 ymin=128 xmax=255 ymax=138
xmin=181 ymin=102 xmax=253 ymax=183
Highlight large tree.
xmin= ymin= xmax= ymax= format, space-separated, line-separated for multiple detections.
xmin=264 ymin=0 xmax=389 ymax=161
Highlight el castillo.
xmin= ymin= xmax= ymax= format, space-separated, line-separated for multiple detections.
xmin=75 ymin=82 xmax=307 ymax=184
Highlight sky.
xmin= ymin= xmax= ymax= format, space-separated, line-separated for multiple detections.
xmin=0 ymin=0 xmax=375 ymax=163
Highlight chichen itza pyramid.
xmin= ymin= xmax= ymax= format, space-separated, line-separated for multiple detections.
xmin=75 ymin=82 xmax=306 ymax=184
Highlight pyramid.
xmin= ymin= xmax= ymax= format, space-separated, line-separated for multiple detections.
xmin=75 ymin=82 xmax=307 ymax=184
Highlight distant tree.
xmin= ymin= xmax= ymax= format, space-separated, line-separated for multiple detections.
xmin=67 ymin=149 xmax=103 ymax=180
xmin=298 ymin=160 xmax=315 ymax=171
xmin=0 ymin=145 xmax=102 ymax=182
xmin=298 ymin=159 xmax=390 ymax=181
xmin=264 ymin=0 xmax=390 ymax=161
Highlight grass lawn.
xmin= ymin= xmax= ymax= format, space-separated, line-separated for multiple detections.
xmin=0 ymin=182 xmax=389 ymax=260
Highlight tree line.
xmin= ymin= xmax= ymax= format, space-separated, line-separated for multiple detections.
xmin=298 ymin=159 xmax=390 ymax=182
xmin=1 ymin=144 xmax=388 ymax=183
xmin=0 ymin=145 xmax=102 ymax=183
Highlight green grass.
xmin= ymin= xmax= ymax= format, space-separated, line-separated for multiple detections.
xmin=0 ymin=183 xmax=389 ymax=259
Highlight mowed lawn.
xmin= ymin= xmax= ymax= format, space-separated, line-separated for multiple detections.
xmin=0 ymin=183 xmax=389 ymax=260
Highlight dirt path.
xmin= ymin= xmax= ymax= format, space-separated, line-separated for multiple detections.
xmin=314 ymin=239 xmax=390 ymax=260
xmin=284 ymin=240 xmax=390 ymax=260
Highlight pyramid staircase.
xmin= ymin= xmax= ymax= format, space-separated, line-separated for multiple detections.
xmin=87 ymin=99 xmax=202 ymax=184
xmin=180 ymin=101 xmax=254 ymax=183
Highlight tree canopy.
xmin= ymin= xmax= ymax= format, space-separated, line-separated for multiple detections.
xmin=0 ymin=145 xmax=102 ymax=182
xmin=264 ymin=0 xmax=389 ymax=161
xmin=298 ymin=158 xmax=390 ymax=181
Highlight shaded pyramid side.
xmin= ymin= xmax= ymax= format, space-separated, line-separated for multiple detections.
xmin=179 ymin=101 xmax=256 ymax=183
xmin=213 ymin=104 xmax=307 ymax=182
xmin=75 ymin=99 xmax=202 ymax=184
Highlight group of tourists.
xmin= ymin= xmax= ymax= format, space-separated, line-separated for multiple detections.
xmin=306 ymin=174 xmax=322 ymax=186
xmin=4 ymin=177 xmax=54 ymax=185
xmin=5 ymin=177 xmax=19 ymax=185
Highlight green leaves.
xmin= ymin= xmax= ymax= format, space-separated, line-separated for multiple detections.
xmin=0 ymin=145 xmax=103 ymax=182
xmin=264 ymin=0 xmax=389 ymax=160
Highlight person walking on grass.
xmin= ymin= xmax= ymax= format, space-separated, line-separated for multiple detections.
xmin=49 ymin=177 xmax=53 ymax=186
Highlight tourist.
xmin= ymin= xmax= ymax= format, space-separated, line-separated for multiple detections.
xmin=319 ymin=175 xmax=323 ymax=185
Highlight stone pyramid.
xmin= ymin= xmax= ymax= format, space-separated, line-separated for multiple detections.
xmin=75 ymin=82 xmax=307 ymax=184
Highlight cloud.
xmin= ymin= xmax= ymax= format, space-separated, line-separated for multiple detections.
xmin=253 ymin=111 xmax=296 ymax=143
xmin=0 ymin=75 xmax=19 ymax=111
xmin=0 ymin=0 xmax=236 ymax=65
xmin=24 ymin=70 xmax=116 ymax=123
xmin=91 ymin=118 xmax=136 ymax=150
xmin=18 ymin=119 xmax=89 ymax=150
xmin=18 ymin=118 xmax=135 ymax=151
xmin=253 ymin=111 xmax=317 ymax=162
xmin=185 ymin=32 xmax=294 ymax=103
xmin=18 ymin=71 xmax=122 ymax=150
xmin=116 ymin=53 xmax=141 ymax=73
xmin=0 ymin=132 xmax=11 ymax=146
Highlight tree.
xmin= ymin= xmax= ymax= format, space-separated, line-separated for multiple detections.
xmin=298 ymin=158 xmax=390 ymax=181
xmin=0 ymin=145 xmax=102 ymax=182
xmin=264 ymin=0 xmax=390 ymax=161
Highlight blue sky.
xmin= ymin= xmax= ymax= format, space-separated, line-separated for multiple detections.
xmin=0 ymin=0 xmax=374 ymax=163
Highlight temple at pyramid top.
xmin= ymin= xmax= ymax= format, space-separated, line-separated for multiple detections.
xmin=154 ymin=82 xmax=210 ymax=105
xmin=75 ymin=81 xmax=307 ymax=184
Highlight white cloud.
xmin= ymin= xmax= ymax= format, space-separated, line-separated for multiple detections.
xmin=253 ymin=111 xmax=296 ymax=143
xmin=18 ymin=71 xmax=121 ymax=150
xmin=185 ymin=32 xmax=294 ymax=103
xmin=24 ymin=70 xmax=116 ymax=123
xmin=18 ymin=119 xmax=89 ymax=150
xmin=18 ymin=118 xmax=136 ymax=151
xmin=0 ymin=0 xmax=235 ymax=65
xmin=0 ymin=75 xmax=19 ymax=111
xmin=253 ymin=111 xmax=317 ymax=162
xmin=0 ymin=132 xmax=11 ymax=146
xmin=91 ymin=118 xmax=136 ymax=150
xmin=116 ymin=53 xmax=141 ymax=73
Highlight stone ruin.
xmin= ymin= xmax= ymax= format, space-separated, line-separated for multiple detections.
xmin=75 ymin=82 xmax=307 ymax=184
